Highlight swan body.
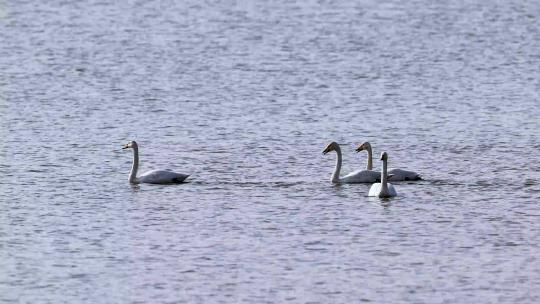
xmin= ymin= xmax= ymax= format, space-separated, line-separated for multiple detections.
xmin=356 ymin=142 xmax=421 ymax=181
xmin=122 ymin=141 xmax=189 ymax=184
xmin=368 ymin=152 xmax=397 ymax=198
xmin=368 ymin=182 xmax=397 ymax=197
xmin=323 ymin=141 xmax=379 ymax=183
xmin=137 ymin=169 xmax=189 ymax=184
xmin=342 ymin=169 xmax=381 ymax=183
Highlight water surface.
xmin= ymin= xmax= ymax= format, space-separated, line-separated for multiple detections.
xmin=1 ymin=0 xmax=539 ymax=303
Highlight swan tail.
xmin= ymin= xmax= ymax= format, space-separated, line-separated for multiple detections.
xmin=172 ymin=174 xmax=189 ymax=183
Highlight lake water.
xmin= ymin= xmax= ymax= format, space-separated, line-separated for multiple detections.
xmin=1 ymin=0 xmax=539 ymax=303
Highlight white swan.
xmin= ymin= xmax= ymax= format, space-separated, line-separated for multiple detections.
xmin=323 ymin=142 xmax=381 ymax=183
xmin=356 ymin=142 xmax=421 ymax=181
xmin=122 ymin=140 xmax=189 ymax=184
xmin=369 ymin=152 xmax=397 ymax=198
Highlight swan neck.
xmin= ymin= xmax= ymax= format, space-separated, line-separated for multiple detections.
xmin=129 ymin=146 xmax=139 ymax=183
xmin=380 ymin=158 xmax=389 ymax=195
xmin=331 ymin=146 xmax=342 ymax=183
xmin=366 ymin=145 xmax=373 ymax=170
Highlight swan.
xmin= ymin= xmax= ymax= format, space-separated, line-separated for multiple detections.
xmin=368 ymin=152 xmax=397 ymax=198
xmin=323 ymin=142 xmax=381 ymax=183
xmin=356 ymin=142 xmax=421 ymax=181
xmin=122 ymin=140 xmax=189 ymax=184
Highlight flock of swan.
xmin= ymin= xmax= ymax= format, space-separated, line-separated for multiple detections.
xmin=322 ymin=141 xmax=420 ymax=198
xmin=122 ymin=140 xmax=422 ymax=198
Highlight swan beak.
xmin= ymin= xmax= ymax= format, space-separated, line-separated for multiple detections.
xmin=355 ymin=147 xmax=363 ymax=152
xmin=122 ymin=144 xmax=129 ymax=149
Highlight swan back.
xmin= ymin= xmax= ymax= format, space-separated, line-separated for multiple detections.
xmin=139 ymin=170 xmax=189 ymax=184
xmin=342 ymin=169 xmax=381 ymax=183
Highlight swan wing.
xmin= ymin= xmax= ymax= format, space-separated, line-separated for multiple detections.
xmin=342 ymin=170 xmax=380 ymax=183
xmin=139 ymin=170 xmax=189 ymax=184
xmin=388 ymin=168 xmax=421 ymax=181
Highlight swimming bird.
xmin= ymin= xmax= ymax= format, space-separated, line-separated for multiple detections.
xmin=323 ymin=142 xmax=380 ymax=183
xmin=122 ymin=140 xmax=189 ymax=184
xmin=368 ymin=152 xmax=397 ymax=198
xmin=356 ymin=142 xmax=421 ymax=181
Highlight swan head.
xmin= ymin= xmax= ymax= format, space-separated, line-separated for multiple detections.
xmin=322 ymin=141 xmax=339 ymax=155
xmin=355 ymin=142 xmax=371 ymax=152
xmin=380 ymin=151 xmax=388 ymax=160
xmin=122 ymin=140 xmax=138 ymax=150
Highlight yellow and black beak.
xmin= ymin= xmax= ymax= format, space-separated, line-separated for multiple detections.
xmin=122 ymin=144 xmax=130 ymax=150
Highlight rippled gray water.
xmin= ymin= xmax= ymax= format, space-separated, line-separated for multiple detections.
xmin=1 ymin=0 xmax=540 ymax=303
